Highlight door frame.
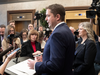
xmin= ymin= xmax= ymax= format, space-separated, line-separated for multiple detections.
xmin=7 ymin=9 xmax=36 ymax=25
xmin=64 ymin=6 xmax=99 ymax=35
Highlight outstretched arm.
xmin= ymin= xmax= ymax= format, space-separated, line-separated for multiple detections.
xmin=0 ymin=51 xmax=17 ymax=75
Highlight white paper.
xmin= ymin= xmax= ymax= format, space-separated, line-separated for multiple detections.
xmin=7 ymin=59 xmax=36 ymax=75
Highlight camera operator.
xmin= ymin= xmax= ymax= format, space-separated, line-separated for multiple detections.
xmin=69 ymin=27 xmax=79 ymax=44
xmin=34 ymin=11 xmax=43 ymax=31
xmin=74 ymin=29 xmax=80 ymax=42
xmin=2 ymin=25 xmax=21 ymax=62
xmin=89 ymin=18 xmax=100 ymax=75
xmin=69 ymin=26 xmax=75 ymax=35
xmin=93 ymin=31 xmax=100 ymax=75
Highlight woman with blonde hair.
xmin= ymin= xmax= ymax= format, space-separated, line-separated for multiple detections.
xmin=73 ymin=22 xmax=97 ymax=75
xmin=20 ymin=29 xmax=41 ymax=58
xmin=2 ymin=25 xmax=21 ymax=61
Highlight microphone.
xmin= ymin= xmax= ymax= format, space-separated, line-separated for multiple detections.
xmin=7 ymin=32 xmax=22 ymax=39
xmin=0 ymin=46 xmax=13 ymax=58
xmin=14 ymin=32 xmax=22 ymax=38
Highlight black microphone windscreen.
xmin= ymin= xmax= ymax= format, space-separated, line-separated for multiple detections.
xmin=0 ymin=46 xmax=13 ymax=58
xmin=14 ymin=32 xmax=22 ymax=38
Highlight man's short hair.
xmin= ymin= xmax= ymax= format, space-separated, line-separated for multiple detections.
xmin=9 ymin=20 xmax=15 ymax=24
xmin=0 ymin=24 xmax=6 ymax=28
xmin=39 ymin=26 xmax=43 ymax=28
xmin=46 ymin=4 xmax=65 ymax=21
xmin=28 ymin=23 xmax=33 ymax=26
xmin=28 ymin=23 xmax=34 ymax=27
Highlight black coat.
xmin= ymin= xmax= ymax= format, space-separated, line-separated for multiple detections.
xmin=94 ymin=33 xmax=100 ymax=63
xmin=20 ymin=40 xmax=41 ymax=58
xmin=0 ymin=36 xmax=1 ymax=48
xmin=73 ymin=39 xmax=97 ymax=75
xmin=0 ymin=36 xmax=2 ymax=61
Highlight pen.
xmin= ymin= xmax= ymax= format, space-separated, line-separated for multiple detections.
xmin=33 ymin=53 xmax=43 ymax=57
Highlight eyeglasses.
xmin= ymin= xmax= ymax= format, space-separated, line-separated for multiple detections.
xmin=9 ymin=30 xmax=14 ymax=32
xmin=0 ymin=31 xmax=4 ymax=33
xmin=22 ymin=34 xmax=27 ymax=36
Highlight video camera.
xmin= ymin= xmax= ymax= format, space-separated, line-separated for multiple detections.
xmin=7 ymin=34 xmax=16 ymax=45
xmin=74 ymin=29 xmax=79 ymax=36
xmin=7 ymin=34 xmax=15 ymax=39
xmin=86 ymin=0 xmax=100 ymax=35
xmin=7 ymin=32 xmax=22 ymax=44
xmin=86 ymin=0 xmax=100 ymax=18
xmin=44 ymin=28 xmax=52 ymax=38
xmin=34 ymin=11 xmax=43 ymax=31
xmin=34 ymin=11 xmax=43 ymax=20
xmin=7 ymin=34 xmax=21 ymax=63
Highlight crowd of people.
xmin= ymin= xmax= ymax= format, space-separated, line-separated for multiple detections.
xmin=0 ymin=19 xmax=48 ymax=75
xmin=0 ymin=3 xmax=100 ymax=75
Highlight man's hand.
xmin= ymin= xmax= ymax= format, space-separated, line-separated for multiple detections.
xmin=32 ymin=51 xmax=41 ymax=56
xmin=72 ymin=69 xmax=74 ymax=71
xmin=98 ymin=36 xmax=100 ymax=42
xmin=27 ymin=59 xmax=37 ymax=69
xmin=28 ymin=51 xmax=43 ymax=69
xmin=27 ymin=56 xmax=43 ymax=69
xmin=35 ymin=55 xmax=43 ymax=62
xmin=32 ymin=51 xmax=43 ymax=62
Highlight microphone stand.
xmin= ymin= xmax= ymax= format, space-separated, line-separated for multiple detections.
xmin=13 ymin=52 xmax=20 ymax=64
xmin=12 ymin=42 xmax=20 ymax=64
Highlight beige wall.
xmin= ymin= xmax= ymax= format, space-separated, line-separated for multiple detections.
xmin=0 ymin=0 xmax=92 ymax=25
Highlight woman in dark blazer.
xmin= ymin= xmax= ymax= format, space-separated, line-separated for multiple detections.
xmin=20 ymin=29 xmax=41 ymax=58
xmin=20 ymin=29 xmax=28 ymax=45
xmin=73 ymin=22 xmax=97 ymax=75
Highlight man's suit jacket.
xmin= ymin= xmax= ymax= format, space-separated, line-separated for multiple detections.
xmin=0 ymin=36 xmax=2 ymax=61
xmin=0 ymin=36 xmax=1 ymax=47
xmin=20 ymin=40 xmax=41 ymax=58
xmin=73 ymin=39 xmax=97 ymax=75
xmin=35 ymin=23 xmax=75 ymax=75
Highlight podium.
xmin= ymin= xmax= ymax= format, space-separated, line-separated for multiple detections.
xmin=5 ymin=57 xmax=30 ymax=75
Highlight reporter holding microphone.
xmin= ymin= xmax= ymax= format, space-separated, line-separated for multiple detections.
xmin=0 ymin=50 xmax=17 ymax=75
xmin=2 ymin=25 xmax=21 ymax=62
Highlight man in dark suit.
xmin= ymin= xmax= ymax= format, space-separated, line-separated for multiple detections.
xmin=28 ymin=4 xmax=75 ymax=75
xmin=0 ymin=24 xmax=6 ymax=48
xmin=0 ymin=24 xmax=6 ymax=65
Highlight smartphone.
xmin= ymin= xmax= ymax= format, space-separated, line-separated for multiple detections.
xmin=7 ymin=48 xmax=20 ymax=56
